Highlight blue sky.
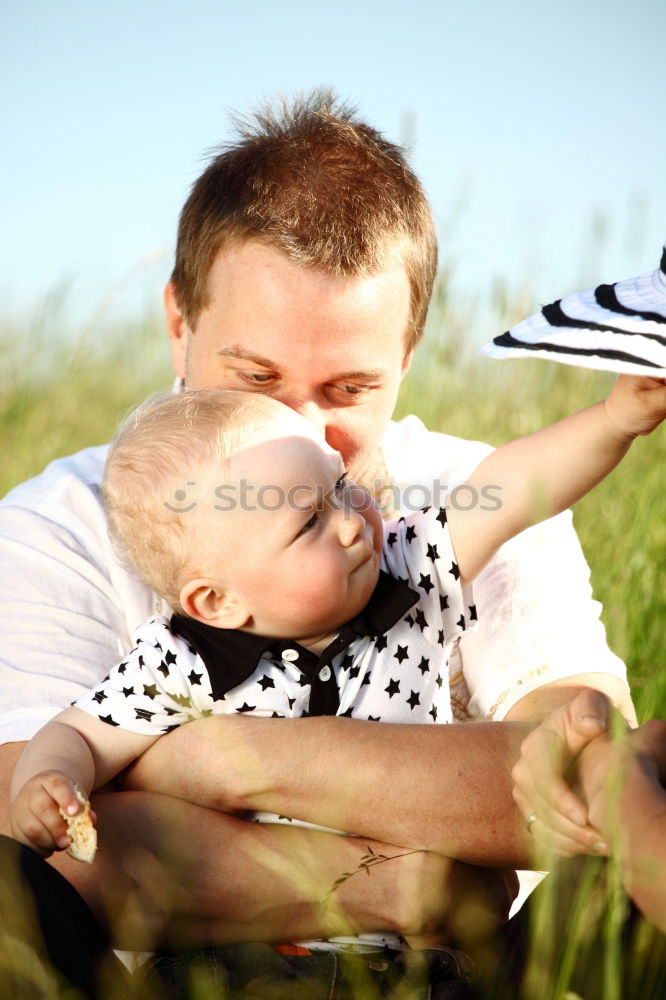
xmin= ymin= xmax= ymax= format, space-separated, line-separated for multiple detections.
xmin=2 ymin=0 xmax=665 ymax=334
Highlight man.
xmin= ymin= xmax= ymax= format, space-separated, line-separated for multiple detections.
xmin=0 ymin=91 xmax=632 ymax=993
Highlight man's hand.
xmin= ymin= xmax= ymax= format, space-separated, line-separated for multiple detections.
xmin=511 ymin=689 xmax=614 ymax=856
xmin=10 ymin=770 xmax=93 ymax=857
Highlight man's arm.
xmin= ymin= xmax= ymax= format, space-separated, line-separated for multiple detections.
xmin=125 ymin=675 xmax=635 ymax=870
xmin=1 ymin=739 xmax=480 ymax=949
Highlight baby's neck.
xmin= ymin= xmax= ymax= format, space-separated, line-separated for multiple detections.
xmin=299 ymin=630 xmax=339 ymax=656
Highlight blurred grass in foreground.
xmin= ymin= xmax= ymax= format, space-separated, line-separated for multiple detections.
xmin=1 ymin=273 xmax=665 ymax=999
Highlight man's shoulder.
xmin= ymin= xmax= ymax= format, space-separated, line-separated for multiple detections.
xmin=382 ymin=415 xmax=493 ymax=489
xmin=0 ymin=444 xmax=110 ymax=530
xmin=2 ymin=444 xmax=109 ymax=506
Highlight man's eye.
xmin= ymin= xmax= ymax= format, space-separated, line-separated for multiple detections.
xmin=238 ymin=371 xmax=276 ymax=386
xmin=335 ymin=383 xmax=365 ymax=396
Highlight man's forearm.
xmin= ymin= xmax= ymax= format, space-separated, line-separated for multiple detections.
xmin=0 ymin=741 xmax=459 ymax=949
xmin=125 ymin=715 xmax=535 ymax=868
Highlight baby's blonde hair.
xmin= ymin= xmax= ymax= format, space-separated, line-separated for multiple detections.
xmin=102 ymin=389 xmax=279 ymax=613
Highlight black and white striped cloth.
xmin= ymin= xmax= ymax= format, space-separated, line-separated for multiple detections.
xmin=480 ymin=245 xmax=666 ymax=377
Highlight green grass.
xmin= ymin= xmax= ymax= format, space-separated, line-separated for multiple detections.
xmin=1 ymin=279 xmax=665 ymax=998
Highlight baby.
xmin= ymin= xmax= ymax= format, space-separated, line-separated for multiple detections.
xmin=9 ymin=378 xmax=666 ymax=864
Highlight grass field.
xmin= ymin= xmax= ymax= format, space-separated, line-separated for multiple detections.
xmin=1 ymin=278 xmax=665 ymax=997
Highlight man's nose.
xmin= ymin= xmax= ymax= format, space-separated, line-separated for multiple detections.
xmin=279 ymin=395 xmax=327 ymax=436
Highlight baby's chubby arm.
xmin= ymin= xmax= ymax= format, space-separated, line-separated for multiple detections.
xmin=448 ymin=374 xmax=666 ymax=587
xmin=9 ymin=707 xmax=157 ymax=857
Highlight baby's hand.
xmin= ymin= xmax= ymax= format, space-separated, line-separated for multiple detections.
xmin=605 ymin=375 xmax=666 ymax=440
xmin=10 ymin=771 xmax=90 ymax=857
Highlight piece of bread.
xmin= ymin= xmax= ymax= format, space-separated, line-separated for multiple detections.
xmin=60 ymin=787 xmax=97 ymax=863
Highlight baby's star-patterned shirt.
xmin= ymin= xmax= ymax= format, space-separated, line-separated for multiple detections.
xmin=75 ymin=504 xmax=476 ymax=731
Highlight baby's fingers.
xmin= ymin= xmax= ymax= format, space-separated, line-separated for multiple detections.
xmin=39 ymin=771 xmax=84 ymax=818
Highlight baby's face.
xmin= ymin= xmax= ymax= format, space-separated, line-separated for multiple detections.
xmin=202 ymin=403 xmax=384 ymax=646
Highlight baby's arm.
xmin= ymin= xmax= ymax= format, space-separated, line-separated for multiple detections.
xmin=448 ymin=375 xmax=666 ymax=586
xmin=9 ymin=706 xmax=157 ymax=857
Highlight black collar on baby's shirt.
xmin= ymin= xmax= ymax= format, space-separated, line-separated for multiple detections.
xmin=170 ymin=570 xmax=418 ymax=716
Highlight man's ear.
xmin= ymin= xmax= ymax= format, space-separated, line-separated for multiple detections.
xmin=401 ymin=348 xmax=414 ymax=377
xmin=179 ymin=578 xmax=251 ymax=630
xmin=164 ymin=281 xmax=190 ymax=379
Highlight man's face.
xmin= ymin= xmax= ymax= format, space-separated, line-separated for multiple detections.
xmin=166 ymin=240 xmax=413 ymax=484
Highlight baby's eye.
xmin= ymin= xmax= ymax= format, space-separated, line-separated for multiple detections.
xmin=335 ymin=473 xmax=349 ymax=493
xmin=299 ymin=512 xmax=319 ymax=535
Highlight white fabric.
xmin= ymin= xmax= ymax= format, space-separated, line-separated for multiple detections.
xmin=0 ymin=416 xmax=627 ymax=746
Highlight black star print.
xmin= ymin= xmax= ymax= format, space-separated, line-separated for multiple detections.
xmin=418 ymin=573 xmax=434 ymax=594
xmin=153 ymin=641 xmax=163 ymax=652
xmin=348 ymin=664 xmax=361 ymax=680
xmin=368 ymin=715 xmax=382 ymax=722
xmin=298 ymin=674 xmax=309 ymax=687
xmin=417 ymin=656 xmax=430 ymax=675
xmin=437 ymin=629 xmax=445 ymax=647
xmin=407 ymin=690 xmax=420 ymax=710
xmin=436 ymin=507 xmax=447 ymax=527
xmin=122 ymin=686 xmax=135 ymax=698
xmin=440 ymin=594 xmax=449 ymax=611
xmin=405 ymin=524 xmax=417 ymax=544
xmin=429 ymin=705 xmax=438 ymax=722
xmin=362 ymin=671 xmax=372 ymax=686
xmin=457 ymin=615 xmax=466 ymax=631
xmin=157 ymin=661 xmax=170 ymax=677
xmin=449 ymin=561 xmax=460 ymax=581
xmin=143 ymin=684 xmax=158 ymax=699
xmin=469 ymin=604 xmax=478 ymax=621
xmin=237 ymin=703 xmax=256 ymax=713
xmin=93 ymin=691 xmax=107 ymax=704
xmin=387 ymin=531 xmax=397 ymax=548
xmin=164 ymin=650 xmax=178 ymax=666
xmin=117 ymin=662 xmax=127 ymax=675
xmin=404 ymin=614 xmax=414 ymax=628
xmin=135 ymin=708 xmax=154 ymax=722
xmin=414 ymin=609 xmax=428 ymax=632
xmin=259 ymin=675 xmax=275 ymax=691
xmin=421 ymin=505 xmax=431 ymax=515
xmin=100 ymin=714 xmax=119 ymax=726
xmin=288 ymin=697 xmax=296 ymax=710
xmin=340 ymin=707 xmax=354 ymax=717
xmin=164 ymin=706 xmax=178 ymax=715
xmin=137 ymin=655 xmax=145 ymax=668
xmin=168 ymin=692 xmax=192 ymax=708
xmin=385 ymin=678 xmax=401 ymax=698
xmin=271 ymin=711 xmax=284 ymax=718
xmin=393 ymin=645 xmax=409 ymax=664
xmin=340 ymin=654 xmax=354 ymax=671
xmin=436 ymin=673 xmax=444 ymax=688
xmin=426 ymin=543 xmax=439 ymax=562
xmin=375 ymin=635 xmax=388 ymax=653
xmin=188 ymin=670 xmax=203 ymax=686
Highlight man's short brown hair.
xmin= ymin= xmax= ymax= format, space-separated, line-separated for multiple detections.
xmin=171 ymin=90 xmax=438 ymax=354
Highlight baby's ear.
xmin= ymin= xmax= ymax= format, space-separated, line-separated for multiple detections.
xmin=179 ymin=579 xmax=250 ymax=629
